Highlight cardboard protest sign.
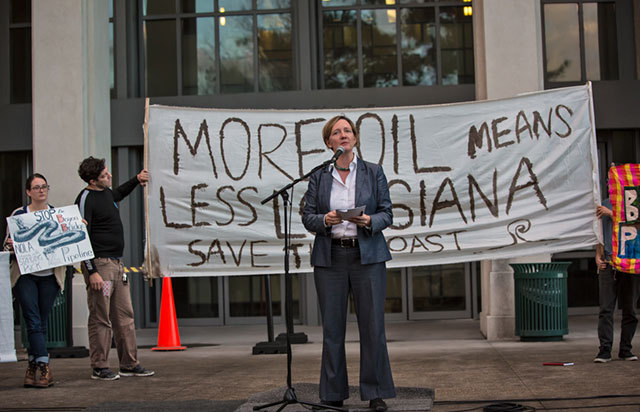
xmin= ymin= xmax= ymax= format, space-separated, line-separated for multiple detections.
xmin=609 ymin=164 xmax=640 ymax=273
xmin=6 ymin=205 xmax=94 ymax=274
xmin=146 ymin=84 xmax=601 ymax=277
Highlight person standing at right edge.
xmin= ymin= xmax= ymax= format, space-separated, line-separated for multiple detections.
xmin=76 ymin=156 xmax=154 ymax=380
xmin=302 ymin=115 xmax=396 ymax=412
xmin=594 ymin=199 xmax=640 ymax=363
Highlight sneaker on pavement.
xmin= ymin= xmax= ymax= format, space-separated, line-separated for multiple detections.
xmin=119 ymin=364 xmax=155 ymax=377
xmin=91 ymin=368 xmax=120 ymax=380
xmin=593 ymin=351 xmax=612 ymax=363
xmin=619 ymin=352 xmax=638 ymax=361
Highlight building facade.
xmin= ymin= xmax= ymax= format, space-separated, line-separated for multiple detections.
xmin=1 ymin=0 xmax=639 ymax=342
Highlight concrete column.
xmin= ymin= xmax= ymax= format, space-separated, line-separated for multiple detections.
xmin=473 ymin=0 xmax=544 ymax=100
xmin=473 ymin=0 xmax=546 ymax=340
xmin=32 ymin=0 xmax=111 ymax=349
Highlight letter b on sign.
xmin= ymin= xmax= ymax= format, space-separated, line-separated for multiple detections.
xmin=624 ymin=187 xmax=640 ymax=223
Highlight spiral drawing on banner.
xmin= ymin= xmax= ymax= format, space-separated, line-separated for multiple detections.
xmin=12 ymin=218 xmax=86 ymax=257
xmin=488 ymin=219 xmax=558 ymax=251
xmin=507 ymin=219 xmax=532 ymax=245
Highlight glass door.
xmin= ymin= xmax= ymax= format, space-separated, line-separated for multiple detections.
xmin=172 ymin=276 xmax=224 ymax=325
xmin=408 ymin=263 xmax=472 ymax=319
xmin=224 ymin=274 xmax=284 ymax=325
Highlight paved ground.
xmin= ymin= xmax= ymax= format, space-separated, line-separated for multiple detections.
xmin=1 ymin=315 xmax=639 ymax=411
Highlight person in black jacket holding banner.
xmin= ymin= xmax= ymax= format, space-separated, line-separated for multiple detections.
xmin=594 ymin=200 xmax=640 ymax=363
xmin=75 ymin=156 xmax=154 ymax=380
xmin=302 ymin=115 xmax=395 ymax=412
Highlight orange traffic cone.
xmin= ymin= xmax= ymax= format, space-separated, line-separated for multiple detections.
xmin=152 ymin=277 xmax=186 ymax=351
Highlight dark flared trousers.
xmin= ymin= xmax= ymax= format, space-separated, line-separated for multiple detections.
xmin=314 ymin=245 xmax=396 ymax=402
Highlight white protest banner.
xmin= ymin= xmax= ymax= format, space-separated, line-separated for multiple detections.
xmin=0 ymin=252 xmax=16 ymax=362
xmin=147 ymin=84 xmax=600 ymax=277
xmin=6 ymin=205 xmax=94 ymax=274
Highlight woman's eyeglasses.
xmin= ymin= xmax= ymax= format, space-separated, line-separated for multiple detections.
xmin=30 ymin=185 xmax=50 ymax=191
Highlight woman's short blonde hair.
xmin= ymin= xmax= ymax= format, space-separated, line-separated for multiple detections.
xmin=322 ymin=115 xmax=358 ymax=148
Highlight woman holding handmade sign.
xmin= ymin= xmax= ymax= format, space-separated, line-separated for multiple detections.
xmin=2 ymin=173 xmax=66 ymax=388
xmin=302 ymin=115 xmax=395 ymax=412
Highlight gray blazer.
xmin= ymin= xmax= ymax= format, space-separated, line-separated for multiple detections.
xmin=302 ymin=159 xmax=393 ymax=267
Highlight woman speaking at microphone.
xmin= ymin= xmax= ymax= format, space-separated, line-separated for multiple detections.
xmin=302 ymin=115 xmax=395 ymax=412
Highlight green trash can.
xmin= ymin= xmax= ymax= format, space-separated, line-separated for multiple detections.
xmin=510 ymin=262 xmax=571 ymax=342
xmin=21 ymin=290 xmax=68 ymax=349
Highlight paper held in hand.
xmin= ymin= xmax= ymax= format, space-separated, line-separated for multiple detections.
xmin=336 ymin=206 xmax=365 ymax=219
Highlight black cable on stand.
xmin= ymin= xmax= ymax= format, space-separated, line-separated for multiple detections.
xmin=254 ymin=153 xmax=346 ymax=412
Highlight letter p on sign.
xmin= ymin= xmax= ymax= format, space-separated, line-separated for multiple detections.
xmin=620 ymin=226 xmax=638 ymax=256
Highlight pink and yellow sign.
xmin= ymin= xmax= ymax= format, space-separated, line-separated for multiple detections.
xmin=609 ymin=164 xmax=640 ymax=274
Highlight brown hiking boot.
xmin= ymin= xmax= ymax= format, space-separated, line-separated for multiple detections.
xmin=24 ymin=361 xmax=37 ymax=387
xmin=35 ymin=362 xmax=54 ymax=388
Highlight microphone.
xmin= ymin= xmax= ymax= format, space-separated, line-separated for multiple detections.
xmin=328 ymin=146 xmax=346 ymax=164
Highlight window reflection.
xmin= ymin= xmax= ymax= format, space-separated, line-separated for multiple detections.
xmin=143 ymin=2 xmax=294 ymax=96
xmin=257 ymin=0 xmax=291 ymax=9
xmin=173 ymin=277 xmax=220 ymax=318
xmin=385 ymin=268 xmax=403 ymax=313
xmin=219 ymin=0 xmax=252 ymax=12
xmin=145 ymin=20 xmax=178 ymax=97
xmin=220 ymin=15 xmax=254 ymax=93
xmin=182 ymin=17 xmax=216 ymax=95
xmin=143 ymin=0 xmax=176 ymax=15
xmin=109 ymin=0 xmax=114 ymax=96
xmin=440 ymin=7 xmax=474 ymax=85
xmin=323 ymin=0 xmax=358 ymax=6
xmin=229 ymin=275 xmax=281 ymax=317
xmin=583 ymin=2 xmax=618 ymax=80
xmin=583 ymin=3 xmax=600 ymax=80
xmin=258 ymin=14 xmax=293 ymax=91
xmin=401 ymin=7 xmax=436 ymax=86
xmin=9 ymin=0 xmax=32 ymax=103
xmin=109 ymin=22 xmax=115 ymax=94
xmin=10 ymin=28 xmax=31 ymax=103
xmin=412 ymin=264 xmax=466 ymax=312
xmin=544 ymin=4 xmax=581 ymax=82
xmin=323 ymin=10 xmax=358 ymax=88
xmin=362 ymin=9 xmax=398 ymax=87
xmin=321 ymin=2 xmax=474 ymax=88
xmin=10 ymin=0 xmax=31 ymax=23
xmin=182 ymin=0 xmax=214 ymax=13
xmin=544 ymin=2 xmax=618 ymax=83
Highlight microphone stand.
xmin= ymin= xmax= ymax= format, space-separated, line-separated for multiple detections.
xmin=254 ymin=158 xmax=345 ymax=412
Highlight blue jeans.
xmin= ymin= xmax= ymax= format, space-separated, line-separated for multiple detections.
xmin=13 ymin=274 xmax=60 ymax=363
